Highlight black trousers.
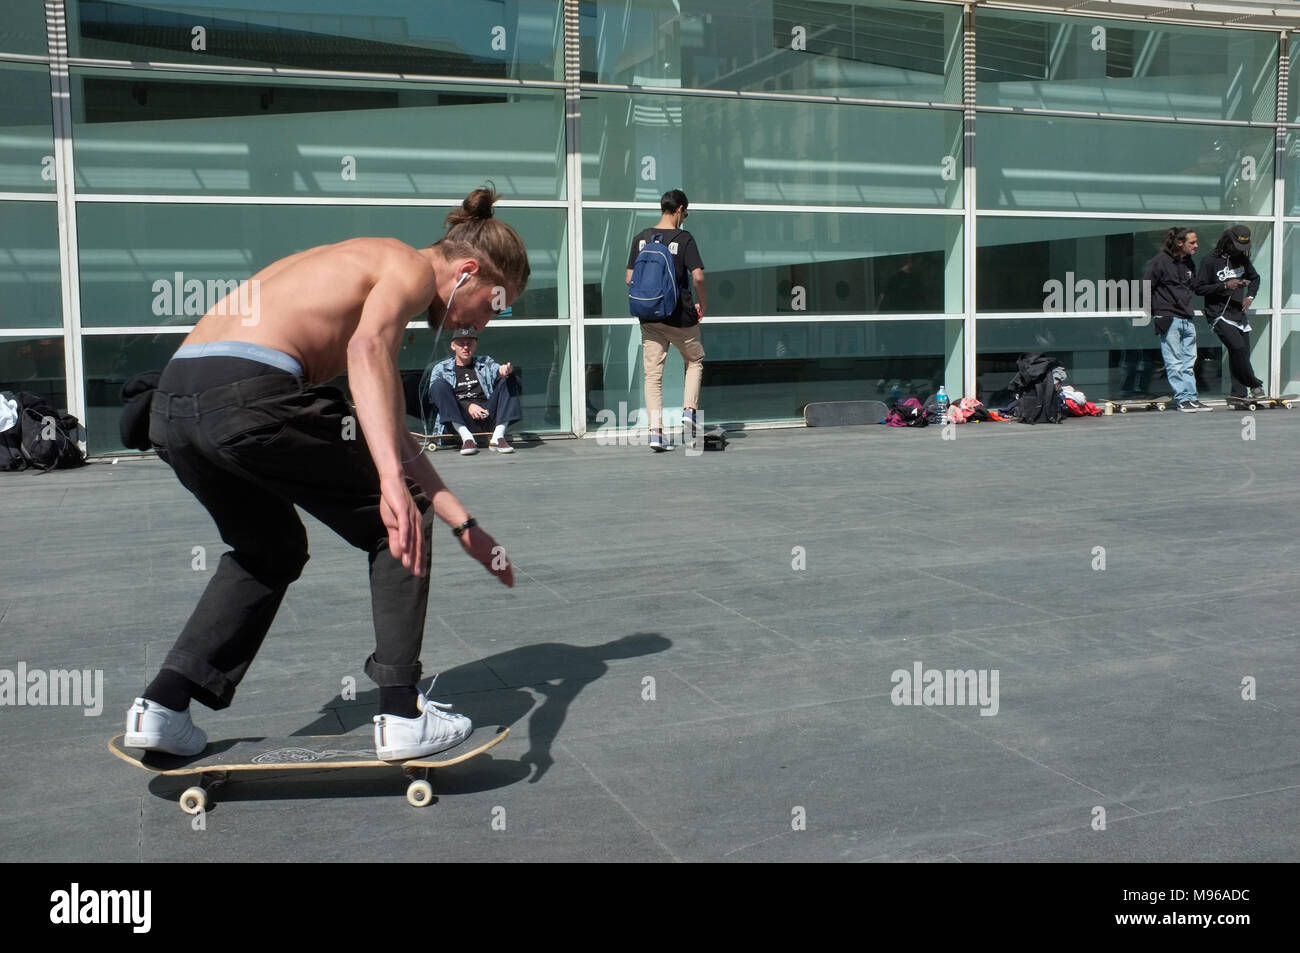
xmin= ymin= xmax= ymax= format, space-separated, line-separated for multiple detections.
xmin=1211 ymin=321 xmax=1263 ymax=396
xmin=149 ymin=356 xmax=431 ymax=710
xmin=429 ymin=371 xmax=523 ymax=435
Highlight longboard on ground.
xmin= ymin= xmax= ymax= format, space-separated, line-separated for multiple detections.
xmin=1225 ymin=393 xmax=1299 ymax=411
xmin=1104 ymin=395 xmax=1172 ymax=414
xmin=803 ymin=400 xmax=891 ymax=427
xmin=109 ymin=726 xmax=509 ymax=812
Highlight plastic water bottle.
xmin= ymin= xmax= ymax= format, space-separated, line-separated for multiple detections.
xmin=935 ymin=386 xmax=950 ymax=426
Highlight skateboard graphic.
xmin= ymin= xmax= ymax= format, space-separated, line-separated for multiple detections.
xmin=1225 ymin=393 xmax=1299 ymax=411
xmin=109 ymin=726 xmax=508 ymax=813
xmin=1105 ymin=395 xmax=1173 ymax=414
xmin=803 ymin=400 xmax=890 ymax=427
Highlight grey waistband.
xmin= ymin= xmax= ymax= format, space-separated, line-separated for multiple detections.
xmin=173 ymin=341 xmax=303 ymax=376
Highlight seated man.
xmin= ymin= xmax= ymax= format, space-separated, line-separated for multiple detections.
xmin=425 ymin=327 xmax=521 ymax=455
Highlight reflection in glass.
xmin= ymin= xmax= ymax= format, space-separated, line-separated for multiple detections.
xmin=582 ymin=92 xmax=960 ymax=207
xmin=72 ymin=71 xmax=565 ymax=199
xmin=584 ymin=209 xmax=962 ymax=319
xmin=0 ymin=202 xmax=63 ymax=329
xmin=0 ymin=64 xmax=56 ymax=193
xmin=978 ymin=10 xmax=1277 ymax=122
xmin=585 ymin=320 xmax=954 ymax=425
xmin=979 ymin=114 xmax=1273 ymax=216
xmin=582 ymin=0 xmax=960 ymax=102
xmin=70 ymin=0 xmax=562 ymax=80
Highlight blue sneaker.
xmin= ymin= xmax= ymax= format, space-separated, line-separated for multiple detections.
xmin=680 ymin=408 xmax=698 ymax=429
xmin=649 ymin=431 xmax=675 ymax=452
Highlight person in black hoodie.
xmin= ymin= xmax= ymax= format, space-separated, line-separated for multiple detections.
xmin=1144 ymin=227 xmax=1209 ymax=412
xmin=1195 ymin=225 xmax=1264 ymax=401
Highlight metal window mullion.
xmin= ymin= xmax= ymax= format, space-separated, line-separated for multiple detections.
xmin=45 ymin=0 xmax=85 ymax=428
xmin=963 ymin=5 xmax=977 ymax=400
xmin=1273 ymin=33 xmax=1289 ymax=394
xmin=563 ymin=0 xmax=585 ymax=438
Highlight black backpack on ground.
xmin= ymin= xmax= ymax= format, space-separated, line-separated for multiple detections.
xmin=10 ymin=391 xmax=85 ymax=470
xmin=1008 ymin=353 xmax=1064 ymax=425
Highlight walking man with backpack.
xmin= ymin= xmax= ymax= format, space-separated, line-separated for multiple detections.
xmin=625 ymin=189 xmax=707 ymax=451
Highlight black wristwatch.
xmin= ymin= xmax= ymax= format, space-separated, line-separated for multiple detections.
xmin=452 ymin=517 xmax=477 ymax=538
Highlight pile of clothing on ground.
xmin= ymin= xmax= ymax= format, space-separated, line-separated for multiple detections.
xmin=0 ymin=391 xmax=85 ymax=471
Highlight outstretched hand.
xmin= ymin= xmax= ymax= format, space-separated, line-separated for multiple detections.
xmin=379 ymin=474 xmax=427 ymax=576
xmin=459 ymin=524 xmax=515 ymax=587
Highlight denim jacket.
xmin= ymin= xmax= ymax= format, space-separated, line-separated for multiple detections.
xmin=424 ymin=354 xmax=500 ymax=432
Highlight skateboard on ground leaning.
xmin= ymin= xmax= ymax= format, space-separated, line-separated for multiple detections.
xmin=1105 ymin=395 xmax=1172 ymax=414
xmin=803 ymin=400 xmax=891 ymax=427
xmin=109 ymin=726 xmax=508 ymax=813
xmin=1225 ymin=393 xmax=1299 ymax=411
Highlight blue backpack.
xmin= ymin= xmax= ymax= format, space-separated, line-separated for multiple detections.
xmin=628 ymin=232 xmax=680 ymax=321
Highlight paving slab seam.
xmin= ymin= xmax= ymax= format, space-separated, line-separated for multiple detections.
xmin=692 ymin=591 xmax=806 ymax=651
xmin=918 ymin=704 xmax=1141 ymax=814
xmin=557 ymin=740 xmax=682 ymax=862
xmin=663 ymin=668 xmax=740 ymax=717
xmin=945 ymin=784 xmax=1300 ymax=862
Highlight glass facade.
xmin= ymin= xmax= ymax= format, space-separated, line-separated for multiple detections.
xmin=4 ymin=0 xmax=1300 ymax=452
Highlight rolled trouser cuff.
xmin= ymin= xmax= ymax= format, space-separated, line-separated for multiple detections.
xmin=364 ymin=653 xmax=422 ymax=688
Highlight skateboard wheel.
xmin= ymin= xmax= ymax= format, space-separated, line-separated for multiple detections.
xmin=180 ymin=787 xmax=207 ymax=815
xmin=1118 ymin=405 xmax=1128 ymax=413
xmin=1155 ymin=403 xmax=1166 ymax=412
xmin=1283 ymin=402 xmax=1293 ymax=410
xmin=406 ymin=780 xmax=433 ymax=808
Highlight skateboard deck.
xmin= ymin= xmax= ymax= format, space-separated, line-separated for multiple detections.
xmin=109 ymin=726 xmax=508 ymax=812
xmin=803 ymin=400 xmax=890 ymax=427
xmin=1105 ymin=395 xmax=1172 ymax=414
xmin=1225 ymin=393 xmax=1299 ymax=411
xmin=684 ymin=425 xmax=727 ymax=451
xmin=410 ymin=430 xmax=501 ymax=451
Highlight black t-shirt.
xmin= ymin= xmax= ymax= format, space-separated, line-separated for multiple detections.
xmin=454 ymin=363 xmax=486 ymax=410
xmin=627 ymin=228 xmax=705 ymax=326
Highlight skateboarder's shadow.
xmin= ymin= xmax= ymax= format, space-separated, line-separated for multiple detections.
xmin=299 ymin=632 xmax=671 ymax=785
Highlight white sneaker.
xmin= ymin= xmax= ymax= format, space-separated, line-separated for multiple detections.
xmin=124 ymin=697 xmax=208 ymax=756
xmin=373 ymin=687 xmax=472 ymax=761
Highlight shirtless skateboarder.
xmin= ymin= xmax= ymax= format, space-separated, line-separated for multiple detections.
xmin=124 ymin=188 xmax=525 ymax=760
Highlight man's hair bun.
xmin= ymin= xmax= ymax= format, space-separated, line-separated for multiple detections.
xmin=446 ymin=186 xmax=498 ymax=228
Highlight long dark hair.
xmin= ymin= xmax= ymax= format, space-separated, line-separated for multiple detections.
xmin=1162 ymin=227 xmax=1194 ymax=257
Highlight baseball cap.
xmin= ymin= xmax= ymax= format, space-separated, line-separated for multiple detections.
xmin=450 ymin=327 xmax=479 ymax=340
xmin=1227 ymin=225 xmax=1251 ymax=253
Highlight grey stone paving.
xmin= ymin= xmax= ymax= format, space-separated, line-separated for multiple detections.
xmin=1 ymin=410 xmax=1296 ymax=862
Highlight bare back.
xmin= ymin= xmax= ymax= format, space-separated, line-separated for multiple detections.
xmin=183 ymin=237 xmax=435 ymax=384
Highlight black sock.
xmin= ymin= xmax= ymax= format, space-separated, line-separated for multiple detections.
xmin=144 ymin=670 xmax=196 ymax=711
xmin=379 ymin=686 xmax=420 ymax=719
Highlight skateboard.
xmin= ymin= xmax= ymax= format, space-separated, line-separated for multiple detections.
xmin=803 ymin=400 xmax=891 ymax=427
xmin=109 ymin=726 xmax=508 ymax=813
xmin=409 ymin=430 xmax=500 ymax=452
xmin=1225 ymin=393 xmax=1299 ymax=411
xmin=684 ymin=425 xmax=727 ymax=451
xmin=1105 ymin=395 xmax=1172 ymax=414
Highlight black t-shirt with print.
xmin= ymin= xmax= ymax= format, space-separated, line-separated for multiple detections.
xmin=627 ymin=227 xmax=705 ymax=327
xmin=454 ymin=363 xmax=486 ymax=412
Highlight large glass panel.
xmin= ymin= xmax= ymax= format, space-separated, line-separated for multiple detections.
xmin=979 ymin=114 xmax=1274 ymax=216
xmin=0 ymin=201 xmax=62 ymax=329
xmin=978 ymin=10 xmax=1277 ymax=122
xmin=978 ymin=217 xmax=1272 ymax=313
xmin=584 ymin=208 xmax=963 ymax=320
xmin=75 ymin=203 xmax=567 ymax=328
xmin=585 ymin=319 xmax=956 ymax=426
xmin=71 ymin=71 xmax=565 ymax=199
xmin=83 ymin=325 xmax=572 ymax=453
xmin=81 ymin=331 xmax=184 ymax=453
xmin=976 ymin=315 xmax=1261 ymax=404
xmin=0 ymin=63 xmax=56 ymax=193
xmin=0 ymin=1 xmax=49 ymax=55
xmin=1282 ymin=316 xmax=1300 ymax=395
xmin=69 ymin=0 xmax=563 ymax=81
xmin=581 ymin=0 xmax=961 ymax=102
xmin=582 ymin=92 xmax=961 ymax=207
xmin=0 ymin=335 xmax=66 ymax=412
xmin=1278 ymin=222 xmax=1300 ymax=308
